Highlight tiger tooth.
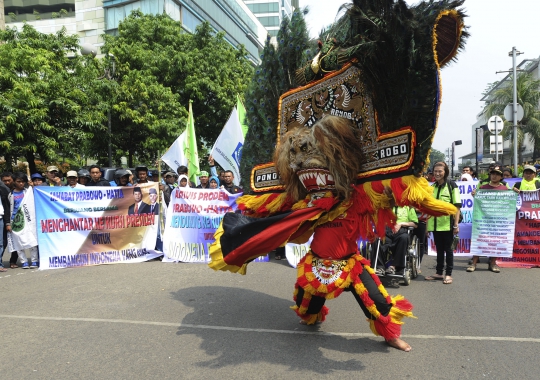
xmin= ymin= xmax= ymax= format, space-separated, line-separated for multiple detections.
xmin=316 ymin=174 xmax=325 ymax=186
xmin=327 ymin=174 xmax=334 ymax=182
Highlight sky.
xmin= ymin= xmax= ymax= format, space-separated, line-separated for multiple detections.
xmin=298 ymin=0 xmax=540 ymax=166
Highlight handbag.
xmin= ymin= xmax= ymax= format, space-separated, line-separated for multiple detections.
xmin=451 ymin=235 xmax=460 ymax=251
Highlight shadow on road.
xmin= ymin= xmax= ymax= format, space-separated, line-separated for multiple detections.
xmin=171 ymin=286 xmax=389 ymax=374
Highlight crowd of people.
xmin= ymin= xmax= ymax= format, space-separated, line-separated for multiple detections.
xmin=1 ymin=158 xmax=536 ymax=276
xmin=0 ymin=156 xmax=244 ymax=272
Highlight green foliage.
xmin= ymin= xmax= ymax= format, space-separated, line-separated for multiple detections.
xmin=102 ymin=11 xmax=254 ymax=160
xmin=0 ymin=24 xmax=102 ymax=173
xmin=428 ymin=149 xmax=446 ymax=168
xmin=240 ymin=8 xmax=313 ymax=187
xmin=483 ymin=72 xmax=540 ymax=162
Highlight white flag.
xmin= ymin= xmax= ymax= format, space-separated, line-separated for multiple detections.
xmin=210 ymin=107 xmax=244 ymax=186
xmin=8 ymin=189 xmax=38 ymax=251
xmin=161 ymin=131 xmax=187 ymax=172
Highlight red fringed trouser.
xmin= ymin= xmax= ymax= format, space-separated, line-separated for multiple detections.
xmin=292 ymin=253 xmax=414 ymax=341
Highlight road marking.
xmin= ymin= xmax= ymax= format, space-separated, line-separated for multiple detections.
xmin=0 ymin=314 xmax=539 ymax=343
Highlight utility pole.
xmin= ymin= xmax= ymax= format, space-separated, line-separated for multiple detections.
xmin=510 ymin=47 xmax=521 ymax=174
xmin=496 ymin=47 xmax=523 ymax=174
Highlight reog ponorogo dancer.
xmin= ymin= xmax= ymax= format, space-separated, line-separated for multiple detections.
xmin=209 ymin=0 xmax=468 ymax=352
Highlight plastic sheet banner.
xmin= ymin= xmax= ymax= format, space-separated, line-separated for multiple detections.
xmin=162 ymin=187 xmax=269 ymax=263
xmin=470 ymin=189 xmax=517 ymax=258
xmin=427 ymin=179 xmax=521 ymax=257
xmin=34 ymin=184 xmax=161 ymax=270
xmin=499 ymin=189 xmax=540 ymax=268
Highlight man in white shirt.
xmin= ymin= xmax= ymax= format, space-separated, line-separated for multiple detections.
xmin=66 ymin=171 xmax=85 ymax=188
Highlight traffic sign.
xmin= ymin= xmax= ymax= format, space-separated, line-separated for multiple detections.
xmin=504 ymin=103 xmax=524 ymax=123
xmin=487 ymin=115 xmax=504 ymax=134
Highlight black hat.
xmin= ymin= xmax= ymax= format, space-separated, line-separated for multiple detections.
xmin=490 ymin=166 xmax=503 ymax=175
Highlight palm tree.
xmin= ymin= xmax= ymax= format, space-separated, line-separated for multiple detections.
xmin=483 ymin=72 xmax=540 ymax=163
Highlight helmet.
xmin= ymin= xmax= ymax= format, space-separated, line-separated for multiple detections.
xmin=77 ymin=169 xmax=91 ymax=180
xmin=114 ymin=169 xmax=130 ymax=183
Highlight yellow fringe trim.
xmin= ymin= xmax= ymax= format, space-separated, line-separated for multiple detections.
xmin=432 ymin=9 xmax=464 ymax=69
xmin=208 ymin=222 xmax=248 ymax=275
xmin=237 ymin=193 xmax=275 ymax=213
xmin=395 ymin=176 xmax=457 ymax=216
xmin=368 ymin=295 xmax=417 ymax=337
xmin=264 ymin=192 xmax=290 ymax=213
xmin=388 ymin=295 xmax=417 ymax=324
xmin=369 ymin=319 xmax=379 ymax=336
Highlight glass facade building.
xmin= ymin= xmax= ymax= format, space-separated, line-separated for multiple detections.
xmin=243 ymin=0 xmax=296 ymax=37
xmin=4 ymin=0 xmax=76 ymax=22
xmin=102 ymin=0 xmax=267 ymax=64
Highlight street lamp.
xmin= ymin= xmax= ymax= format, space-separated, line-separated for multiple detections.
xmin=475 ymin=125 xmax=490 ymax=175
xmin=451 ymin=140 xmax=462 ymax=178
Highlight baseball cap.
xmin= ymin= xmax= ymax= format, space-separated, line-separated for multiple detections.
xmin=199 ymin=170 xmax=209 ymax=177
xmin=490 ymin=166 xmax=503 ymax=175
xmin=523 ymin=164 xmax=536 ymax=173
xmin=47 ymin=165 xmax=59 ymax=172
xmin=165 ymin=172 xmax=175 ymax=177
xmin=66 ymin=170 xmax=78 ymax=178
xmin=31 ymin=173 xmax=44 ymax=180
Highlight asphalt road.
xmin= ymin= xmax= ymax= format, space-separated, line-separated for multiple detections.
xmin=1 ymin=254 xmax=539 ymax=380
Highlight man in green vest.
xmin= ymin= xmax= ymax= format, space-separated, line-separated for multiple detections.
xmin=513 ymin=165 xmax=540 ymax=191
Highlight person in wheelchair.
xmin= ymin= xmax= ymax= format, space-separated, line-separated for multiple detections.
xmin=380 ymin=206 xmax=418 ymax=275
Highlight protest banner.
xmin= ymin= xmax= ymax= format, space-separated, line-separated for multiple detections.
xmin=7 ymin=188 xmax=38 ymax=252
xmin=499 ymin=189 xmax=540 ymax=268
xmin=34 ymin=184 xmax=161 ymax=270
xmin=470 ymin=189 xmax=517 ymax=258
xmin=427 ymin=180 xmax=476 ymax=256
xmin=284 ymin=238 xmax=370 ymax=269
xmin=162 ymin=187 xmax=270 ymax=263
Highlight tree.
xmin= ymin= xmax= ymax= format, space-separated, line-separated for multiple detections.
xmin=0 ymin=0 xmax=4 ymax=30
xmin=85 ymin=66 xmax=186 ymax=167
xmin=428 ymin=149 xmax=446 ymax=169
xmin=0 ymin=24 xmax=102 ymax=173
xmin=239 ymin=8 xmax=313 ymax=187
xmin=102 ymin=12 xmax=254 ymax=155
xmin=484 ymin=72 xmax=540 ymax=163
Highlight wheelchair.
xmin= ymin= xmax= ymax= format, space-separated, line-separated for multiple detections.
xmin=363 ymin=226 xmax=420 ymax=286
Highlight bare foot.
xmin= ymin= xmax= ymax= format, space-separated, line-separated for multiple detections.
xmin=387 ymin=337 xmax=411 ymax=352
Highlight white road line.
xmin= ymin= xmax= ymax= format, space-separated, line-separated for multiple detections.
xmin=0 ymin=314 xmax=539 ymax=343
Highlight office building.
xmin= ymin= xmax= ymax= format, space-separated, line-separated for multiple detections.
xmin=243 ymin=0 xmax=297 ymax=37
xmin=4 ymin=0 xmax=267 ymax=64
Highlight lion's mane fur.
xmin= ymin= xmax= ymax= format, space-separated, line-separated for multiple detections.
xmin=274 ymin=116 xmax=363 ymax=202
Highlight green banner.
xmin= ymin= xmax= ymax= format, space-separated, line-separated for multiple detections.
xmin=470 ymin=190 xmax=517 ymax=258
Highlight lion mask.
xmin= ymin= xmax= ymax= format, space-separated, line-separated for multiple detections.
xmin=274 ymin=116 xmax=363 ymax=202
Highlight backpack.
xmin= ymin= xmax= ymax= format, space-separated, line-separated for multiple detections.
xmin=447 ymin=180 xmax=464 ymax=224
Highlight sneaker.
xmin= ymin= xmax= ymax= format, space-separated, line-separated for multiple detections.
xmin=30 ymin=262 xmax=39 ymax=268
xmin=21 ymin=262 xmax=29 ymax=269
xmin=489 ymin=264 xmax=501 ymax=273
